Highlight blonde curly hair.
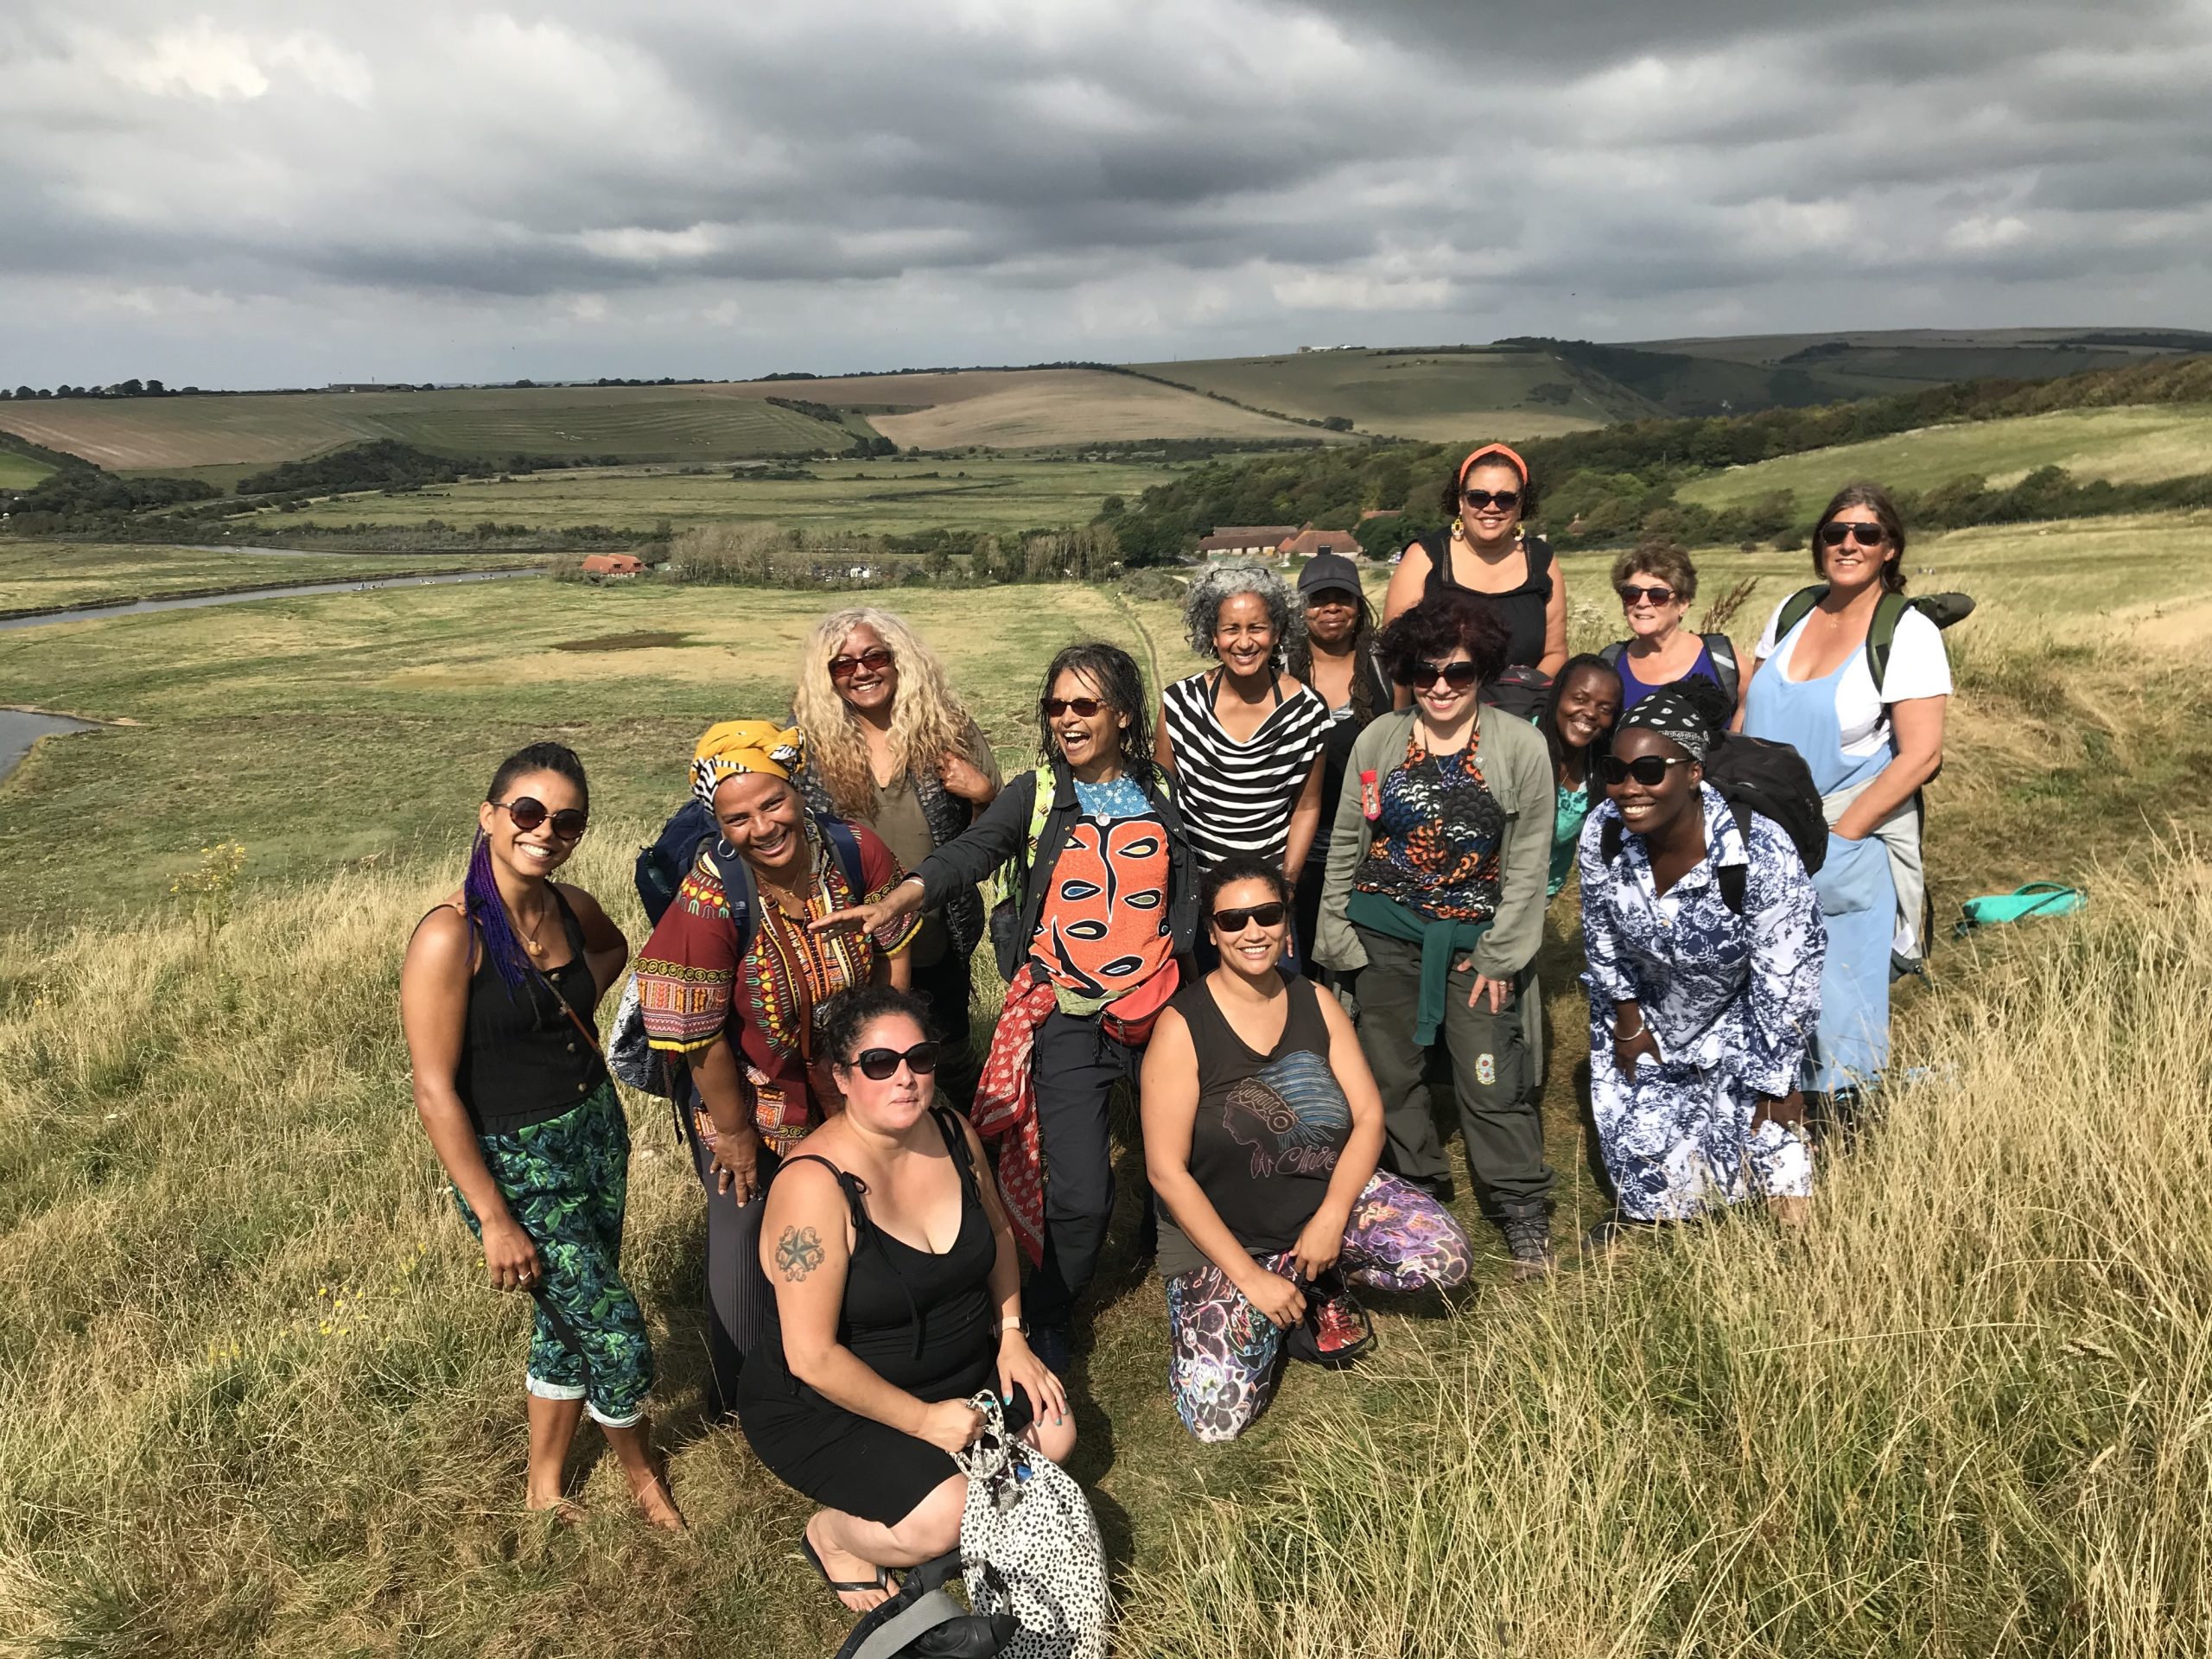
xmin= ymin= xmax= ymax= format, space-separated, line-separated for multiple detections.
xmin=791 ymin=607 xmax=980 ymax=819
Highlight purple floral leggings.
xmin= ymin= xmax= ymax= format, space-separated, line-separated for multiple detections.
xmin=1165 ymin=1172 xmax=1470 ymax=1442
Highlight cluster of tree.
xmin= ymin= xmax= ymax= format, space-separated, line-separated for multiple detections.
xmin=4 ymin=380 xmax=196 ymax=399
xmin=2 ymin=468 xmax=219 ymax=533
xmin=232 ymin=442 xmax=638 ymax=500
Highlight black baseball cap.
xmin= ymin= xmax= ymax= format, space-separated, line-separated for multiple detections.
xmin=1296 ymin=550 xmax=1363 ymax=599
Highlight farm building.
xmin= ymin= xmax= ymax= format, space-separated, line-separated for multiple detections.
xmin=1276 ymin=525 xmax=1364 ymax=561
xmin=581 ymin=553 xmax=645 ymax=578
xmin=1198 ymin=524 xmax=1300 ymax=560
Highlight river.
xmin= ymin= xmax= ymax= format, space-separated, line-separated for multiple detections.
xmin=0 ymin=567 xmax=543 ymax=634
xmin=0 ymin=710 xmax=99 ymax=784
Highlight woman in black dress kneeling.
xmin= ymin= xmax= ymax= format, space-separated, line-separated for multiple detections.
xmin=741 ymin=987 xmax=1075 ymax=1614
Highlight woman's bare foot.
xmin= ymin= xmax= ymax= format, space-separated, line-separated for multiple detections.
xmin=626 ymin=1461 xmax=687 ymax=1531
xmin=526 ymin=1491 xmax=587 ymax=1526
xmin=804 ymin=1513 xmax=895 ymax=1612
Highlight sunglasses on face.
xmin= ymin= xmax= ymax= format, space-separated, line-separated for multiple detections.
xmin=1041 ymin=696 xmax=1107 ymax=718
xmin=848 ymin=1040 xmax=940 ymax=1082
xmin=1410 ymin=659 xmax=1480 ymax=690
xmin=1461 ymin=488 xmax=1521 ymax=512
xmin=497 ymin=797 xmax=588 ymax=839
xmin=1210 ymin=900 xmax=1287 ymax=932
xmin=829 ymin=645 xmax=895 ymax=682
xmin=1617 ymin=584 xmax=1676 ymax=607
xmin=1820 ymin=522 xmax=1887 ymax=549
xmin=1597 ymin=754 xmax=1694 ymax=787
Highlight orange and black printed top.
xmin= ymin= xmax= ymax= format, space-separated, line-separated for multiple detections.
xmin=634 ymin=818 xmax=918 ymax=1147
xmin=1028 ymin=778 xmax=1175 ymax=1002
xmin=1351 ymin=729 xmax=1506 ymax=925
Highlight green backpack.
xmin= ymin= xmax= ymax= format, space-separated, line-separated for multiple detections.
xmin=1770 ymin=586 xmax=1976 ymax=696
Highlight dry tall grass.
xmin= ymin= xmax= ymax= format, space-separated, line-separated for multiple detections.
xmin=1116 ymin=853 xmax=2212 ymax=1656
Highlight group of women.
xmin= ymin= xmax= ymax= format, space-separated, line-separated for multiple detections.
xmin=397 ymin=446 xmax=1950 ymax=1621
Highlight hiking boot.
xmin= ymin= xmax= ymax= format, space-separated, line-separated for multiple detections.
xmin=1498 ymin=1207 xmax=1554 ymax=1281
xmin=1027 ymin=1321 xmax=1073 ymax=1378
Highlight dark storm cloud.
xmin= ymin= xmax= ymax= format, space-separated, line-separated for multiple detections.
xmin=1 ymin=0 xmax=2208 ymax=385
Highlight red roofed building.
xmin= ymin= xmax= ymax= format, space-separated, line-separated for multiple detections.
xmin=1277 ymin=525 xmax=1363 ymax=561
xmin=582 ymin=553 xmax=645 ymax=578
xmin=1197 ymin=524 xmax=1300 ymax=560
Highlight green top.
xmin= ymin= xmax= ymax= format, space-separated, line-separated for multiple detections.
xmin=1312 ymin=705 xmax=1554 ymax=982
xmin=1345 ymin=889 xmax=1491 ymax=1046
xmin=1548 ymin=777 xmax=1595 ymax=899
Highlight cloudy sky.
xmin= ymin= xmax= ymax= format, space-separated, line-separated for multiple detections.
xmin=5 ymin=0 xmax=2209 ymax=387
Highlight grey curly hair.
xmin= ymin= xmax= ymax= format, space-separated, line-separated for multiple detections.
xmin=1181 ymin=559 xmax=1303 ymax=665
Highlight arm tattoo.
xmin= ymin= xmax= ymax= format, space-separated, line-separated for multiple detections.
xmin=775 ymin=1225 xmax=826 ymax=1281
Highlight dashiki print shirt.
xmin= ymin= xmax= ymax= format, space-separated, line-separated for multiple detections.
xmin=633 ymin=817 xmax=918 ymax=1149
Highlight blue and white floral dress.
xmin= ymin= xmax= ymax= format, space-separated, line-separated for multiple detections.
xmin=1576 ymin=785 xmax=1826 ymax=1219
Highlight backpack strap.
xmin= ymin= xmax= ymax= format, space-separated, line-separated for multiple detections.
xmin=1865 ymin=589 xmax=1909 ymax=699
xmin=1599 ymin=639 xmax=1625 ymax=670
xmin=705 ymin=837 xmax=759 ymax=963
xmin=815 ymin=812 xmax=868 ymax=897
xmin=1773 ymin=585 xmax=1824 ymax=650
xmin=1717 ymin=803 xmax=1751 ymax=918
xmin=1599 ymin=813 xmax=1624 ymax=866
xmin=1700 ymin=633 xmax=1741 ymax=708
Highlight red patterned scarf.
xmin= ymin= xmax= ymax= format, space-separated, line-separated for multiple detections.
xmin=971 ymin=960 xmax=1179 ymax=1264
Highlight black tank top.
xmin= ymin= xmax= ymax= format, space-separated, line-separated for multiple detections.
xmin=453 ymin=889 xmax=604 ymax=1135
xmin=753 ymin=1107 xmax=997 ymax=1399
xmin=1155 ymin=975 xmax=1356 ymax=1280
xmin=1420 ymin=531 xmax=1554 ymax=668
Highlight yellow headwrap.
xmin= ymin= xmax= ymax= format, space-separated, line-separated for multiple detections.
xmin=690 ymin=720 xmax=805 ymax=806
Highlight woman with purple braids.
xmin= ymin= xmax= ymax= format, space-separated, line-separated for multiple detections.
xmin=400 ymin=741 xmax=683 ymax=1528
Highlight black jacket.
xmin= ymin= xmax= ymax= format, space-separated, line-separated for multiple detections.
xmin=916 ymin=757 xmax=1199 ymax=981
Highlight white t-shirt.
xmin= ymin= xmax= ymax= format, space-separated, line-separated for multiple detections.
xmin=1754 ymin=599 xmax=1952 ymax=759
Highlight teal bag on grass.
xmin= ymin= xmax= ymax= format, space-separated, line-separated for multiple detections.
xmin=1953 ymin=882 xmax=2086 ymax=938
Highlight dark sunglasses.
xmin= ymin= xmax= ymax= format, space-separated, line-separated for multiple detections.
xmin=497 ymin=797 xmax=588 ymax=839
xmin=848 ymin=1040 xmax=940 ymax=1081
xmin=829 ymin=645 xmax=895 ymax=682
xmin=1461 ymin=488 xmax=1521 ymax=511
xmin=1041 ymin=696 xmax=1107 ymax=718
xmin=1409 ymin=659 xmax=1480 ymax=690
xmin=1210 ymin=900 xmax=1287 ymax=932
xmin=1617 ymin=584 xmax=1676 ymax=607
xmin=1820 ymin=522 xmax=1887 ymax=548
xmin=1597 ymin=754 xmax=1694 ymax=787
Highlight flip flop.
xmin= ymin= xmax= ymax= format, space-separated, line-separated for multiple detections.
xmin=801 ymin=1534 xmax=894 ymax=1599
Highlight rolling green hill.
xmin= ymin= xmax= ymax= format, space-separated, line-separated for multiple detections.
xmin=1677 ymin=404 xmax=2212 ymax=510
xmin=0 ymin=451 xmax=56 ymax=490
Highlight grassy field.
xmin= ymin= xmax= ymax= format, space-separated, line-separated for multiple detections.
xmin=0 ymin=372 xmax=1318 ymax=472
xmin=1677 ymin=404 xmax=2212 ymax=510
xmin=4 ymin=517 xmax=2211 ymax=1655
xmin=0 ymin=544 xmax=535 ymax=614
xmin=0 ymin=451 xmax=57 ymax=490
xmin=0 ymin=386 xmax=860 ymax=471
xmin=1124 ymin=349 xmax=1633 ymax=440
xmin=240 ymin=457 xmax=1189 ymax=537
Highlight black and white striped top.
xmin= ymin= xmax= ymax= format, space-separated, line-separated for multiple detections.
xmin=1160 ymin=671 xmax=1332 ymax=870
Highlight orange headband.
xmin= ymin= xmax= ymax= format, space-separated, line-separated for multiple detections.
xmin=1458 ymin=442 xmax=1529 ymax=489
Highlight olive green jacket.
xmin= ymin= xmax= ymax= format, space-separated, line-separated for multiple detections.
xmin=1313 ymin=705 xmax=1554 ymax=980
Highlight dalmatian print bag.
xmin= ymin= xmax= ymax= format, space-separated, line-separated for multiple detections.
xmin=954 ymin=1391 xmax=1110 ymax=1659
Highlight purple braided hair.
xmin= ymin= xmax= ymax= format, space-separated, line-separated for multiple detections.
xmin=464 ymin=830 xmax=533 ymax=990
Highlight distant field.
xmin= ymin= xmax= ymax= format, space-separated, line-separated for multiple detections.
xmin=0 ymin=372 xmax=1315 ymax=472
xmin=1675 ymin=404 xmax=2212 ymax=510
xmin=245 ymin=456 xmax=1184 ymax=536
xmin=0 ymin=451 xmax=57 ymax=489
xmin=1630 ymin=326 xmax=2206 ymax=397
xmin=1126 ymin=348 xmax=1635 ymax=440
xmin=0 ymin=544 xmax=527 ymax=613
xmin=0 ymin=387 xmax=849 ymax=471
